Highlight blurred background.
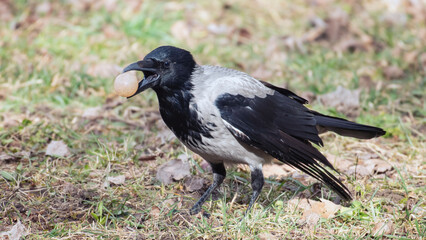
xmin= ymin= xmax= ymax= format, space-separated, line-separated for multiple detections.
xmin=0 ymin=0 xmax=424 ymax=239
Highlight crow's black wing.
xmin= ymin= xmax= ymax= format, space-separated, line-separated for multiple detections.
xmin=215 ymin=92 xmax=352 ymax=200
xmin=259 ymin=80 xmax=308 ymax=104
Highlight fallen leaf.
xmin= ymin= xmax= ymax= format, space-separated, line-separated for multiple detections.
xmin=317 ymin=198 xmax=342 ymax=218
xmin=289 ymin=198 xmax=341 ymax=226
xmin=63 ymin=183 xmax=78 ymax=195
xmin=372 ymin=221 xmax=394 ymax=236
xmin=301 ymin=199 xmax=341 ymax=225
xmin=383 ymin=65 xmax=404 ymax=80
xmin=370 ymin=159 xmax=393 ymax=174
xmin=263 ymin=164 xmax=292 ymax=178
xmin=177 ymin=153 xmax=189 ymax=162
xmin=162 ymin=198 xmax=176 ymax=208
xmin=46 ymin=140 xmax=70 ymax=157
xmin=156 ymin=159 xmax=191 ymax=185
xmin=149 ymin=206 xmax=161 ymax=219
xmin=359 ymin=74 xmax=374 ymax=89
xmin=346 ymin=165 xmax=374 ymax=176
xmin=403 ymin=51 xmax=419 ymax=66
xmin=82 ymin=107 xmax=103 ymax=119
xmin=328 ymin=153 xmax=392 ymax=176
xmin=318 ymin=86 xmax=360 ymax=118
xmin=157 ymin=128 xmax=176 ymax=144
xmin=291 ymin=172 xmax=311 ymax=185
xmin=106 ymin=175 xmax=125 ymax=185
xmin=184 ymin=176 xmax=205 ymax=192
xmin=326 ymin=154 xmax=353 ymax=172
xmin=287 ymin=198 xmax=311 ymax=211
xmin=200 ymin=160 xmax=212 ymax=172
xmin=0 ymin=220 xmax=28 ymax=240
xmin=303 ymin=212 xmax=321 ymax=226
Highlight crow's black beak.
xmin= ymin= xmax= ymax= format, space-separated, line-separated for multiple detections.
xmin=123 ymin=59 xmax=160 ymax=98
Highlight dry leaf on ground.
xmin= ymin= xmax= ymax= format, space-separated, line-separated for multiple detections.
xmin=263 ymin=163 xmax=294 ymax=178
xmin=46 ymin=140 xmax=70 ymax=157
xmin=106 ymin=175 xmax=125 ymax=185
xmin=304 ymin=212 xmax=321 ymax=226
xmin=372 ymin=221 xmax=394 ymax=236
xmin=288 ymin=198 xmax=342 ymax=226
xmin=318 ymin=86 xmax=360 ymax=117
xmin=328 ymin=153 xmax=393 ymax=176
xmin=82 ymin=107 xmax=103 ymax=119
xmin=383 ymin=65 xmax=404 ymax=80
xmin=200 ymin=160 xmax=212 ymax=172
xmin=149 ymin=206 xmax=161 ymax=219
xmin=156 ymin=159 xmax=191 ymax=185
xmin=346 ymin=164 xmax=375 ymax=177
xmin=368 ymin=159 xmax=393 ymax=174
xmin=156 ymin=128 xmax=176 ymax=144
xmin=287 ymin=198 xmax=311 ymax=211
xmin=0 ymin=220 xmax=28 ymax=240
xmin=327 ymin=154 xmax=353 ymax=172
xmin=184 ymin=176 xmax=205 ymax=192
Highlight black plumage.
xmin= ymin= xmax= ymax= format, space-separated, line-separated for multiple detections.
xmin=122 ymin=46 xmax=386 ymax=215
xmin=215 ymin=92 xmax=351 ymax=200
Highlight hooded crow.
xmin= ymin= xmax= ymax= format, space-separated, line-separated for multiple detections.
xmin=122 ymin=46 xmax=385 ymax=215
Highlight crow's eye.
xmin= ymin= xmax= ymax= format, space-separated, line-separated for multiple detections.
xmin=164 ymin=61 xmax=170 ymax=68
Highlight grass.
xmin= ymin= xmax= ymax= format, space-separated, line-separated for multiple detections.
xmin=0 ymin=0 xmax=425 ymax=239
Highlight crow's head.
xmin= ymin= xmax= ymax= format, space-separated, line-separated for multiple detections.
xmin=123 ymin=46 xmax=196 ymax=98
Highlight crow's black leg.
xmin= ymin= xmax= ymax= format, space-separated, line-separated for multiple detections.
xmin=246 ymin=167 xmax=264 ymax=214
xmin=190 ymin=162 xmax=226 ymax=215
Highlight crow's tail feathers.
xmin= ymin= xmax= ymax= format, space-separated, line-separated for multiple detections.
xmin=313 ymin=111 xmax=386 ymax=139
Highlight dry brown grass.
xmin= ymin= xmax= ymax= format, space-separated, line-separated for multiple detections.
xmin=0 ymin=0 xmax=424 ymax=239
